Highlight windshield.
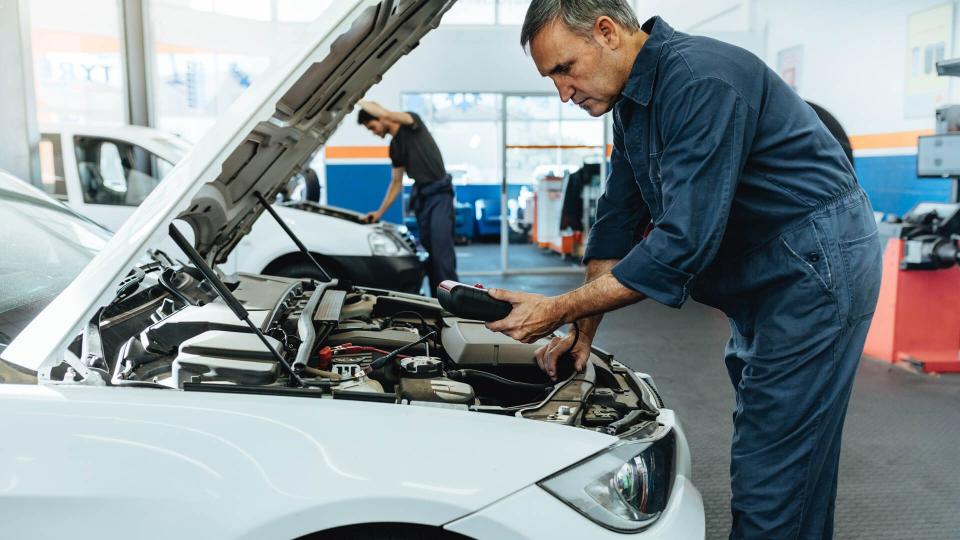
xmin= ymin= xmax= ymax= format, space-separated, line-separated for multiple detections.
xmin=0 ymin=188 xmax=110 ymax=352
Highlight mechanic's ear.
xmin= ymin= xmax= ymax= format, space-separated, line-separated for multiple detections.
xmin=594 ymin=16 xmax=620 ymax=49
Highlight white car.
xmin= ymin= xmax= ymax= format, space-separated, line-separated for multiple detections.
xmin=38 ymin=124 xmax=426 ymax=293
xmin=0 ymin=2 xmax=705 ymax=539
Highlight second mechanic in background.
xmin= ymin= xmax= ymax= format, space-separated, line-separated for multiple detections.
xmin=358 ymin=100 xmax=459 ymax=294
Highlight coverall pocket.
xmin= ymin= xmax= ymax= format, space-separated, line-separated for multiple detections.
xmin=779 ymin=220 xmax=834 ymax=295
xmin=839 ymin=230 xmax=882 ymax=322
xmin=643 ymin=151 xmax=664 ymax=215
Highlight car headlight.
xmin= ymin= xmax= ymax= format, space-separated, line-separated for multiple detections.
xmin=539 ymin=429 xmax=675 ymax=532
xmin=368 ymin=231 xmax=402 ymax=256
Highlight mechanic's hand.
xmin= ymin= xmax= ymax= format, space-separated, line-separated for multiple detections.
xmin=535 ymin=330 xmax=592 ymax=381
xmin=362 ymin=210 xmax=382 ymax=223
xmin=485 ymin=288 xmax=565 ymax=343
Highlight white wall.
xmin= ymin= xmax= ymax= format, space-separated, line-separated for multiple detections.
xmin=754 ymin=0 xmax=958 ymax=137
xmin=638 ymin=0 xmax=958 ymax=137
xmin=635 ymin=0 xmax=750 ymax=32
xmin=330 ymin=0 xmax=958 ymax=146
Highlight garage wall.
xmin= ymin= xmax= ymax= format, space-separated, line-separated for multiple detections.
xmin=753 ymin=0 xmax=959 ymax=215
xmin=324 ymin=24 xmax=553 ymax=218
xmin=325 ymin=1 xmax=960 ymax=218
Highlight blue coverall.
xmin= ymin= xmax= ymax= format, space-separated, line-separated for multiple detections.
xmin=582 ymin=17 xmax=883 ymax=539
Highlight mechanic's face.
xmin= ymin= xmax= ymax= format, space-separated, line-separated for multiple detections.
xmin=363 ymin=119 xmax=389 ymax=138
xmin=529 ymin=17 xmax=631 ymax=117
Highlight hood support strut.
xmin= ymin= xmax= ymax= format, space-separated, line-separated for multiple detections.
xmin=254 ymin=191 xmax=332 ymax=281
xmin=168 ymin=223 xmax=306 ymax=388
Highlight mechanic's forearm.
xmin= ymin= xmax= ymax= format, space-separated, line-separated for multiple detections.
xmin=376 ymin=171 xmax=404 ymax=215
xmin=557 ymin=261 xmax=645 ymax=328
xmin=571 ymin=260 xmax=617 ymax=340
xmin=377 ymin=183 xmax=401 ymax=214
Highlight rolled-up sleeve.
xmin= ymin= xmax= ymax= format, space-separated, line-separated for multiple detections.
xmin=583 ymin=115 xmax=651 ymax=262
xmin=611 ymin=77 xmax=754 ymax=307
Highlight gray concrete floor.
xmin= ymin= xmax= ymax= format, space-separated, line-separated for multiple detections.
xmin=458 ymin=243 xmax=960 ymax=540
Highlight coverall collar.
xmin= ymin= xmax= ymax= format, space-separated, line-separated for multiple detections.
xmin=621 ymin=16 xmax=675 ymax=107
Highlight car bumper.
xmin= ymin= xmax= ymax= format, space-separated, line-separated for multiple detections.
xmin=332 ymin=254 xmax=425 ymax=294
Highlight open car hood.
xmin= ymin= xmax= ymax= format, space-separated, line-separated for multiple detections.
xmin=182 ymin=0 xmax=453 ymax=264
xmin=2 ymin=0 xmax=455 ymax=372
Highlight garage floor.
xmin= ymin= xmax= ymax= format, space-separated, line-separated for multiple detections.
xmin=457 ymin=244 xmax=960 ymax=540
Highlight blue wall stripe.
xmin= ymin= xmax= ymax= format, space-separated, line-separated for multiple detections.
xmin=328 ymin=155 xmax=952 ymax=230
xmin=855 ymin=154 xmax=953 ymax=216
xmin=325 ymin=163 xmax=401 ymax=223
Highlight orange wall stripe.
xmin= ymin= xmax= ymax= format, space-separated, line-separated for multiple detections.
xmin=505 ymin=144 xmax=604 ymax=150
xmin=325 ymin=146 xmax=390 ymax=159
xmin=325 ymin=132 xmax=928 ymax=162
xmin=850 ymin=129 xmax=933 ymax=150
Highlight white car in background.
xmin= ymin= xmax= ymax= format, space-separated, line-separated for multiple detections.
xmin=38 ymin=124 xmax=426 ymax=293
xmin=0 ymin=2 xmax=705 ymax=539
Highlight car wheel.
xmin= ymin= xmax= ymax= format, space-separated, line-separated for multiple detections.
xmin=271 ymin=259 xmax=338 ymax=281
xmin=298 ymin=523 xmax=473 ymax=540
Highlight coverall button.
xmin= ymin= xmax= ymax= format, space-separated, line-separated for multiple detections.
xmin=808 ymin=252 xmax=820 ymax=262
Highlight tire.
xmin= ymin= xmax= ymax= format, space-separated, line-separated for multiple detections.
xmin=270 ymin=259 xmax=337 ymax=281
xmin=298 ymin=523 xmax=473 ymax=540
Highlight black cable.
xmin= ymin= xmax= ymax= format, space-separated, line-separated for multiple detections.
xmin=387 ymin=310 xmax=450 ymax=367
xmin=449 ymin=369 xmax=552 ymax=392
xmin=388 ymin=310 xmax=428 ymax=327
xmin=365 ymin=331 xmax=437 ymax=373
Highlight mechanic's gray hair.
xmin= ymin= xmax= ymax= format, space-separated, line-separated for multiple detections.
xmin=520 ymin=0 xmax=641 ymax=49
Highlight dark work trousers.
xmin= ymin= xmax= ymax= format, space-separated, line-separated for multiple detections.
xmin=411 ymin=175 xmax=459 ymax=295
xmin=694 ymin=189 xmax=883 ymax=539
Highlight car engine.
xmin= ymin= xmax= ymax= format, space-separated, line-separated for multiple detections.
xmin=53 ymin=267 xmax=661 ymax=435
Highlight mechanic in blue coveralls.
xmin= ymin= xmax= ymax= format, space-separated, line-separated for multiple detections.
xmin=485 ymin=2 xmax=883 ymax=539
xmin=357 ymin=100 xmax=459 ymax=294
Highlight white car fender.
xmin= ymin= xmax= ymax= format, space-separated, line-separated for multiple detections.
xmin=0 ymin=384 xmax=615 ymax=539
xmin=231 ymin=206 xmax=375 ymax=273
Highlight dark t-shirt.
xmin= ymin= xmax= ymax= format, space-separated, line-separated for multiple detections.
xmin=389 ymin=112 xmax=446 ymax=185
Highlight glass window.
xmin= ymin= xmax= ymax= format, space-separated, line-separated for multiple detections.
xmin=38 ymin=134 xmax=67 ymax=200
xmin=0 ymin=185 xmax=109 ymax=351
xmin=148 ymin=0 xmax=340 ymax=141
xmin=504 ymin=95 xmax=603 ymax=194
xmin=402 ymin=93 xmax=502 ymax=184
xmin=29 ymin=0 xmax=124 ymax=125
xmin=74 ymin=136 xmax=174 ymax=206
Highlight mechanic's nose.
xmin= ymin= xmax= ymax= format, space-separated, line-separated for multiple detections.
xmin=554 ymin=80 xmax=575 ymax=103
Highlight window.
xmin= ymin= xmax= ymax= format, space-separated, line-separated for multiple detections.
xmin=29 ymin=0 xmax=125 ymax=125
xmin=38 ymin=134 xmax=67 ymax=200
xmin=147 ymin=0 xmax=340 ymax=141
xmin=74 ymin=136 xmax=175 ymax=206
xmin=0 ymin=188 xmax=110 ymax=351
xmin=401 ymin=93 xmax=502 ymax=184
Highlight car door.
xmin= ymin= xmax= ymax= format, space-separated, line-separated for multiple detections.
xmin=64 ymin=134 xmax=175 ymax=231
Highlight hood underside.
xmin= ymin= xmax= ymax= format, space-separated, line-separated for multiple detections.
xmin=180 ymin=0 xmax=454 ymax=264
xmin=1 ymin=0 xmax=455 ymax=373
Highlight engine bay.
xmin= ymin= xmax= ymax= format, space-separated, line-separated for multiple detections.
xmin=49 ymin=264 xmax=660 ymax=436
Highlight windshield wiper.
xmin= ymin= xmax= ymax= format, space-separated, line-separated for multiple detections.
xmin=168 ymin=223 xmax=305 ymax=388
